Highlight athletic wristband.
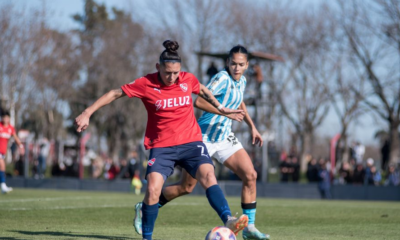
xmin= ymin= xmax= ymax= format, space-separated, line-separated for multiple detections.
xmin=19 ymin=144 xmax=24 ymax=148
xmin=217 ymin=105 xmax=224 ymax=110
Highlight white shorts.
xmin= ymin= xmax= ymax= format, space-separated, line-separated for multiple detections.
xmin=204 ymin=133 xmax=243 ymax=164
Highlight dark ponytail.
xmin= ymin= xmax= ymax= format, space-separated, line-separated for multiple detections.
xmin=228 ymin=45 xmax=249 ymax=60
xmin=159 ymin=40 xmax=181 ymax=64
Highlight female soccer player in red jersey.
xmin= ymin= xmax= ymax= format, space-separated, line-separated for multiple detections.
xmin=134 ymin=45 xmax=270 ymax=240
xmin=75 ymin=40 xmax=248 ymax=240
xmin=0 ymin=111 xmax=25 ymax=194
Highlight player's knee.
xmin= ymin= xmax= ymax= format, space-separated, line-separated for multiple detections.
xmin=201 ymin=171 xmax=217 ymax=187
xmin=146 ymin=185 xmax=162 ymax=202
xmin=244 ymin=169 xmax=257 ymax=184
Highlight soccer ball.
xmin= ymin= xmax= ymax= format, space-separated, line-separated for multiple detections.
xmin=205 ymin=226 xmax=236 ymax=240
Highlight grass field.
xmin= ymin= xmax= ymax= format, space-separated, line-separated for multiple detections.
xmin=0 ymin=189 xmax=399 ymax=240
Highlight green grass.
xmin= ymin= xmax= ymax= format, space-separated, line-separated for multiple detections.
xmin=0 ymin=189 xmax=399 ymax=240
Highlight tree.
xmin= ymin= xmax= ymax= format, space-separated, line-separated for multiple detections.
xmin=339 ymin=0 xmax=400 ymax=166
xmin=71 ymin=0 xmax=147 ymax=159
xmin=276 ymin=5 xmax=337 ymax=171
xmin=329 ymin=55 xmax=366 ymax=164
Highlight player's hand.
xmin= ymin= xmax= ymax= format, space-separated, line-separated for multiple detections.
xmin=75 ymin=111 xmax=90 ymax=132
xmin=225 ymin=112 xmax=245 ymax=122
xmin=251 ymin=128 xmax=263 ymax=147
xmin=219 ymin=107 xmax=244 ymax=115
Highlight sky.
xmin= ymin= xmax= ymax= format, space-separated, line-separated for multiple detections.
xmin=4 ymin=0 xmax=385 ymax=146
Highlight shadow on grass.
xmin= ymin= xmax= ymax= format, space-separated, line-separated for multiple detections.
xmin=0 ymin=238 xmax=25 ymax=240
xmin=8 ymin=230 xmax=142 ymax=240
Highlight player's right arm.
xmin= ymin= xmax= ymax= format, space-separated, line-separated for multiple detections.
xmin=75 ymin=88 xmax=126 ymax=132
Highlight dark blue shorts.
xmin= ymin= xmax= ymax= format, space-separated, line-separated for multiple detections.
xmin=146 ymin=141 xmax=213 ymax=180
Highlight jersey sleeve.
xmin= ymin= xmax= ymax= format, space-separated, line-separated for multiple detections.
xmin=121 ymin=77 xmax=147 ymax=98
xmin=206 ymin=72 xmax=228 ymax=96
xmin=190 ymin=74 xmax=200 ymax=94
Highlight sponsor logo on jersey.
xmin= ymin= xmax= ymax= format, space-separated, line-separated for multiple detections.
xmin=180 ymin=83 xmax=188 ymax=92
xmin=0 ymin=133 xmax=11 ymax=139
xmin=155 ymin=100 xmax=162 ymax=110
xmin=0 ymin=127 xmax=12 ymax=139
xmin=153 ymin=88 xmax=161 ymax=93
xmin=154 ymin=96 xmax=191 ymax=111
xmin=148 ymin=158 xmax=156 ymax=166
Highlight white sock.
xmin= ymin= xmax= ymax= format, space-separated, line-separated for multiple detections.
xmin=246 ymin=224 xmax=256 ymax=231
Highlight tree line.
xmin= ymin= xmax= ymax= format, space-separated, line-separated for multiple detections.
xmin=0 ymin=0 xmax=399 ymax=170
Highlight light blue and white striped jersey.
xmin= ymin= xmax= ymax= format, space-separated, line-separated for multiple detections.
xmin=198 ymin=69 xmax=247 ymax=142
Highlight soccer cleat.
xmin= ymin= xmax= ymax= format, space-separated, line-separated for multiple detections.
xmin=225 ymin=214 xmax=248 ymax=236
xmin=243 ymin=227 xmax=270 ymax=240
xmin=1 ymin=185 xmax=13 ymax=194
xmin=133 ymin=202 xmax=142 ymax=235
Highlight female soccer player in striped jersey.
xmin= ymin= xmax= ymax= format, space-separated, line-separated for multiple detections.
xmin=134 ymin=45 xmax=270 ymax=240
xmin=75 ymin=40 xmax=248 ymax=240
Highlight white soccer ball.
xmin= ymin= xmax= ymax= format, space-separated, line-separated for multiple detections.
xmin=205 ymin=226 xmax=236 ymax=240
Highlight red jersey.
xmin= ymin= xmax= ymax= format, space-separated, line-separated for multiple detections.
xmin=0 ymin=122 xmax=15 ymax=154
xmin=121 ymin=71 xmax=202 ymax=149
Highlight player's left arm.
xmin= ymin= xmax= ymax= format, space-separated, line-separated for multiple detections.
xmin=198 ymin=84 xmax=243 ymax=115
xmin=194 ymin=96 xmax=245 ymax=122
xmin=240 ymin=101 xmax=263 ymax=147
xmin=12 ymin=132 xmax=25 ymax=155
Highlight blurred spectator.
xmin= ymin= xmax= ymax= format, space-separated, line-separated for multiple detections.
xmin=128 ymin=151 xmax=139 ymax=178
xmin=206 ymin=62 xmax=218 ymax=82
xmin=51 ymin=159 xmax=66 ymax=177
xmin=349 ymin=158 xmax=357 ymax=170
xmin=32 ymin=159 xmax=39 ymax=178
xmin=338 ymin=161 xmax=353 ymax=184
xmin=36 ymin=138 xmax=50 ymax=179
xmin=13 ymin=149 xmax=24 ymax=176
xmin=90 ymin=156 xmax=104 ymax=179
xmin=318 ymin=159 xmax=331 ymax=199
xmin=290 ymin=156 xmax=300 ymax=182
xmin=14 ymin=159 xmax=24 ymax=176
xmin=117 ymin=159 xmax=130 ymax=179
xmin=104 ymin=157 xmax=120 ymax=180
xmin=280 ymin=150 xmax=287 ymax=162
xmin=279 ymin=157 xmax=290 ymax=182
xmin=350 ymin=142 xmax=357 ymax=161
xmin=289 ymin=146 xmax=297 ymax=158
xmin=364 ymin=158 xmax=382 ymax=186
xmin=131 ymin=170 xmax=143 ymax=195
xmin=116 ymin=151 xmax=140 ymax=179
xmin=354 ymin=142 xmax=365 ymax=164
xmin=65 ymin=158 xmax=79 ymax=177
xmin=307 ymin=158 xmax=319 ymax=183
xmin=352 ymin=163 xmax=365 ymax=185
xmin=369 ymin=166 xmax=381 ymax=186
xmin=385 ymin=165 xmax=399 ymax=186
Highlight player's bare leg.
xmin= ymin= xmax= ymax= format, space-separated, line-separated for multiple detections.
xmin=162 ymin=169 xmax=197 ymax=201
xmin=134 ymin=170 xmax=196 ymax=234
xmin=224 ymin=149 xmax=257 ymax=203
xmin=224 ymin=149 xmax=269 ymax=240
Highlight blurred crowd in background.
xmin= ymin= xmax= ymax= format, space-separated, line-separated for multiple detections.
xmin=6 ymin=135 xmax=399 ymax=193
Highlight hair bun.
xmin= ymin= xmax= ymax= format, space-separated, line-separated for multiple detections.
xmin=163 ymin=40 xmax=179 ymax=53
